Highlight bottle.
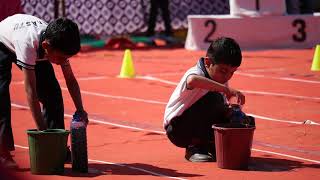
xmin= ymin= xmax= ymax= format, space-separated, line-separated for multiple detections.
xmin=229 ymin=104 xmax=246 ymax=124
xmin=70 ymin=112 xmax=88 ymax=173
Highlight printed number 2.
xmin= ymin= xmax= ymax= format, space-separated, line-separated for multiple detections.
xmin=292 ymin=19 xmax=306 ymax=42
xmin=204 ymin=20 xmax=216 ymax=43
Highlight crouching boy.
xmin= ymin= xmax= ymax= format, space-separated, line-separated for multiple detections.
xmin=164 ymin=37 xmax=245 ymax=162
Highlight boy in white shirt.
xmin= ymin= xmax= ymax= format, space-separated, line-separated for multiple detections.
xmin=0 ymin=14 xmax=88 ymax=169
xmin=164 ymin=37 xmax=245 ymax=162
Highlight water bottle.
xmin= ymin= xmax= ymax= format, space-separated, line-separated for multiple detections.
xmin=70 ymin=112 xmax=88 ymax=173
xmin=229 ymin=104 xmax=247 ymax=124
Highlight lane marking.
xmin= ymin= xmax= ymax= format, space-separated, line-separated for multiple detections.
xmin=62 ymin=88 xmax=166 ymax=105
xmin=244 ymin=68 xmax=285 ymax=73
xmin=241 ymin=90 xmax=320 ymax=101
xmin=12 ymin=103 xmax=164 ymax=135
xmin=11 ymin=103 xmax=320 ymax=165
xmin=14 ymin=145 xmax=187 ymax=180
xmin=11 ymin=70 xmax=320 ymax=84
xmin=137 ymin=76 xmax=320 ymax=101
xmin=145 ymin=71 xmax=320 ymax=84
xmin=11 ymin=75 xmax=320 ymax=101
xmin=12 ymin=80 xmax=320 ymax=127
xmin=246 ymin=114 xmax=319 ymax=125
xmin=11 ymin=75 xmax=108 ymax=85
xmin=63 ymin=113 xmax=164 ymax=134
xmin=136 ymin=75 xmax=178 ymax=85
xmin=252 ymin=148 xmax=320 ymax=164
xmin=235 ymin=72 xmax=320 ymax=84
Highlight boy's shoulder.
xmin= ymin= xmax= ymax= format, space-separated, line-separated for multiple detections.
xmin=184 ymin=59 xmax=206 ymax=76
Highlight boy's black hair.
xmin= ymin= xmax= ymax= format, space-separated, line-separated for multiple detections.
xmin=44 ymin=18 xmax=80 ymax=55
xmin=206 ymin=37 xmax=242 ymax=67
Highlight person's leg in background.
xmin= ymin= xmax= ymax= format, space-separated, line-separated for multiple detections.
xmin=300 ymin=0 xmax=314 ymax=14
xmin=147 ymin=0 xmax=159 ymax=36
xmin=0 ymin=43 xmax=17 ymax=169
xmin=159 ymin=0 xmax=172 ymax=36
xmin=35 ymin=61 xmax=64 ymax=129
xmin=286 ymin=0 xmax=301 ymax=14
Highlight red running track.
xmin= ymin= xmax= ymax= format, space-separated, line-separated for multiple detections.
xmin=4 ymin=48 xmax=320 ymax=180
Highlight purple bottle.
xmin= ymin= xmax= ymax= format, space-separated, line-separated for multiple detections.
xmin=70 ymin=112 xmax=88 ymax=173
xmin=229 ymin=104 xmax=247 ymax=124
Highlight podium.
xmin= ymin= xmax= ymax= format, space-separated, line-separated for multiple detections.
xmin=230 ymin=0 xmax=286 ymax=17
xmin=185 ymin=0 xmax=320 ymax=50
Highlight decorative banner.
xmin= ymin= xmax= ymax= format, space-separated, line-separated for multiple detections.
xmin=21 ymin=0 xmax=55 ymax=23
xmin=21 ymin=0 xmax=229 ymax=36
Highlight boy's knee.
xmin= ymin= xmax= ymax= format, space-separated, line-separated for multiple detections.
xmin=165 ymin=124 xmax=189 ymax=148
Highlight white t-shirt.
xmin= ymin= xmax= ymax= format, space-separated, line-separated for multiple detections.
xmin=163 ymin=59 xmax=227 ymax=128
xmin=0 ymin=14 xmax=48 ymax=70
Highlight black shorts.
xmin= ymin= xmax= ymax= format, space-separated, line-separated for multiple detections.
xmin=165 ymin=92 xmax=229 ymax=148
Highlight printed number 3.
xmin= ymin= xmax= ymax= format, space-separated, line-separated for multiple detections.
xmin=292 ymin=19 xmax=306 ymax=42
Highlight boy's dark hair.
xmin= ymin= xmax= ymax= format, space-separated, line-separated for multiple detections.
xmin=206 ymin=37 xmax=242 ymax=67
xmin=44 ymin=18 xmax=80 ymax=55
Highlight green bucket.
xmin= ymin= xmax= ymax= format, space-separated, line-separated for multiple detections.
xmin=27 ymin=129 xmax=70 ymax=174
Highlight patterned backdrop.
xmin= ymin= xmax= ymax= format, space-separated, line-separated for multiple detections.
xmin=21 ymin=0 xmax=229 ymax=36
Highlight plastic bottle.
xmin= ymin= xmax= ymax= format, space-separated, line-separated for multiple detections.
xmin=70 ymin=112 xmax=88 ymax=173
xmin=230 ymin=104 xmax=246 ymax=124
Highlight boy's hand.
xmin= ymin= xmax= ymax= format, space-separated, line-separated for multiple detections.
xmin=225 ymin=87 xmax=245 ymax=105
xmin=75 ymin=110 xmax=89 ymax=125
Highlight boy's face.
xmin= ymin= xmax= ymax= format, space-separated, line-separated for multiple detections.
xmin=42 ymin=40 xmax=72 ymax=65
xmin=204 ymin=57 xmax=238 ymax=84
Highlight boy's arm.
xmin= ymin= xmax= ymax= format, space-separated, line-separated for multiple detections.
xmin=61 ymin=62 xmax=88 ymax=121
xmin=22 ymin=68 xmax=47 ymax=130
xmin=186 ymin=74 xmax=245 ymax=104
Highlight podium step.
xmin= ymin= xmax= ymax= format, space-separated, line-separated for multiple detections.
xmin=185 ymin=14 xmax=320 ymax=50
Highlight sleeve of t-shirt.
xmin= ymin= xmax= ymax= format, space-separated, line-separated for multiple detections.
xmin=13 ymin=39 xmax=36 ymax=70
xmin=181 ymin=67 xmax=201 ymax=92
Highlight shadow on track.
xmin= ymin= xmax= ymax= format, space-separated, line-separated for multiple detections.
xmin=248 ymin=156 xmax=320 ymax=172
xmin=62 ymin=162 xmax=202 ymax=178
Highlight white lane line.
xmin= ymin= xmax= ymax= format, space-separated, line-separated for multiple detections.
xmin=10 ymin=76 xmax=320 ymax=126
xmin=235 ymin=72 xmax=320 ymax=84
xmin=14 ymin=145 xmax=187 ymax=180
xmin=12 ymin=82 xmax=320 ymax=127
xmin=246 ymin=114 xmax=319 ymax=125
xmin=63 ymin=114 xmax=165 ymax=134
xmin=61 ymin=88 xmax=167 ymax=105
xmin=11 ymin=76 xmax=109 ymax=85
xmin=137 ymin=76 xmax=320 ymax=101
xmin=252 ymin=148 xmax=320 ymax=164
xmin=11 ymin=103 xmax=320 ymax=165
xmin=244 ymin=68 xmax=285 ymax=73
xmin=11 ymin=70 xmax=320 ymax=86
xmin=12 ymin=103 xmax=165 ymax=135
xmin=11 ymin=75 xmax=320 ymax=101
xmin=144 ymin=71 xmax=320 ymax=85
xmin=241 ymin=90 xmax=320 ymax=101
xmin=136 ymin=75 xmax=178 ymax=85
